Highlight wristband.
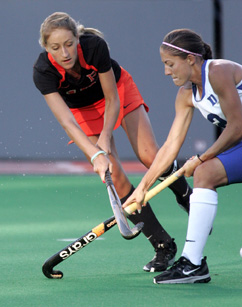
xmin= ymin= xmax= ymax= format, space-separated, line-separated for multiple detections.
xmin=196 ymin=154 xmax=204 ymax=163
xmin=91 ymin=150 xmax=107 ymax=165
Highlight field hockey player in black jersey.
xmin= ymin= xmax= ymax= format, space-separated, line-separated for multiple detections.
xmin=33 ymin=12 xmax=192 ymax=272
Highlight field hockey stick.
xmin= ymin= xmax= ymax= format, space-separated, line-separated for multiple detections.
xmin=105 ymin=170 xmax=144 ymax=240
xmin=124 ymin=170 xmax=182 ymax=215
xmin=42 ymin=215 xmax=117 ymax=279
xmin=42 ymin=170 xmax=181 ymax=279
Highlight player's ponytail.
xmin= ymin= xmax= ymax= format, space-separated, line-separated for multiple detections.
xmin=203 ymin=42 xmax=213 ymax=60
xmin=77 ymin=24 xmax=104 ymax=38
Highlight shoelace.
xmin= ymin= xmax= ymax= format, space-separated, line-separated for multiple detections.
xmin=168 ymin=257 xmax=187 ymax=271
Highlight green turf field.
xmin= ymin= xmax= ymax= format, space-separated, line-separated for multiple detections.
xmin=1 ymin=175 xmax=242 ymax=306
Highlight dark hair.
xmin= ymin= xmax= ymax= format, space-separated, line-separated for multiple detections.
xmin=161 ymin=29 xmax=212 ymax=60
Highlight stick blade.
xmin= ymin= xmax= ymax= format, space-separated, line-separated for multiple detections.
xmin=121 ymin=222 xmax=144 ymax=240
xmin=42 ymin=262 xmax=63 ymax=279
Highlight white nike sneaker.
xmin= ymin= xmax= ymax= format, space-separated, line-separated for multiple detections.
xmin=153 ymin=256 xmax=211 ymax=284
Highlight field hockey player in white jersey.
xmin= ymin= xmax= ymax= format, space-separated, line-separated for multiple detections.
xmin=123 ymin=28 xmax=242 ymax=284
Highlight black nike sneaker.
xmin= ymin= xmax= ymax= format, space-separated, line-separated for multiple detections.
xmin=153 ymin=256 xmax=211 ymax=284
xmin=143 ymin=239 xmax=177 ymax=272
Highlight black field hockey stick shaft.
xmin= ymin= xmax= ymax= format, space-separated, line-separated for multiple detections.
xmin=42 ymin=215 xmax=117 ymax=279
xmin=105 ymin=170 xmax=143 ymax=240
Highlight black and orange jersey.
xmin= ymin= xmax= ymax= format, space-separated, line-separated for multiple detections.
xmin=33 ymin=33 xmax=121 ymax=108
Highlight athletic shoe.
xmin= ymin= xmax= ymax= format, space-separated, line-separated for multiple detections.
xmin=143 ymin=239 xmax=177 ymax=272
xmin=153 ymin=256 xmax=211 ymax=284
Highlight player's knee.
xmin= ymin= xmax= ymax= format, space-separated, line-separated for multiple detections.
xmin=193 ymin=163 xmax=215 ymax=188
xmin=139 ymin=151 xmax=157 ymax=168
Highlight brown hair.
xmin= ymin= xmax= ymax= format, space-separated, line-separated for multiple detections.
xmin=39 ymin=12 xmax=104 ymax=47
xmin=161 ymin=29 xmax=212 ymax=60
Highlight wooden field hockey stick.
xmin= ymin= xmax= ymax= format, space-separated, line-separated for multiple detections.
xmin=105 ymin=170 xmax=144 ymax=239
xmin=42 ymin=170 xmax=181 ymax=279
xmin=124 ymin=170 xmax=182 ymax=215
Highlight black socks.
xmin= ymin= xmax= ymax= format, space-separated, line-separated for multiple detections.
xmin=159 ymin=160 xmax=192 ymax=213
xmin=120 ymin=186 xmax=172 ymax=247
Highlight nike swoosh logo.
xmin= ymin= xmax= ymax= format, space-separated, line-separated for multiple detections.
xmin=123 ymin=103 xmax=132 ymax=109
xmin=182 ymin=186 xmax=190 ymax=198
xmin=183 ymin=267 xmax=200 ymax=276
xmin=186 ymin=240 xmax=195 ymax=242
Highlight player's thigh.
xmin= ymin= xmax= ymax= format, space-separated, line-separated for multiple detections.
xmin=216 ymin=141 xmax=242 ymax=184
xmin=194 ymin=141 xmax=242 ymax=188
xmin=193 ymin=157 xmax=228 ymax=189
xmin=121 ymin=106 xmax=159 ymax=165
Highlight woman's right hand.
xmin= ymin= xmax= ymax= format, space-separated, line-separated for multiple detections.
xmin=122 ymin=184 xmax=147 ymax=213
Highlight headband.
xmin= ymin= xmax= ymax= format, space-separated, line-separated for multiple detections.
xmin=162 ymin=42 xmax=202 ymax=57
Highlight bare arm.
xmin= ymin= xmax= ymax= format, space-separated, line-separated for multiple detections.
xmin=199 ymin=61 xmax=242 ymax=162
xmin=44 ymin=92 xmax=112 ymax=181
xmin=97 ymin=68 xmax=120 ymax=153
xmin=123 ymin=86 xmax=194 ymax=210
xmin=175 ymin=60 xmax=242 ymax=178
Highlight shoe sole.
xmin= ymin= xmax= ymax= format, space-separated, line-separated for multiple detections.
xmin=153 ymin=274 xmax=211 ymax=284
xmin=143 ymin=256 xmax=176 ymax=272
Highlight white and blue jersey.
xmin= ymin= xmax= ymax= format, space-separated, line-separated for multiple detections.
xmin=192 ymin=60 xmax=242 ymax=184
xmin=192 ymin=60 xmax=242 ymax=129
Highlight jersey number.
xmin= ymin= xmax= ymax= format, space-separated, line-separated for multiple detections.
xmin=207 ymin=113 xmax=227 ymax=128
